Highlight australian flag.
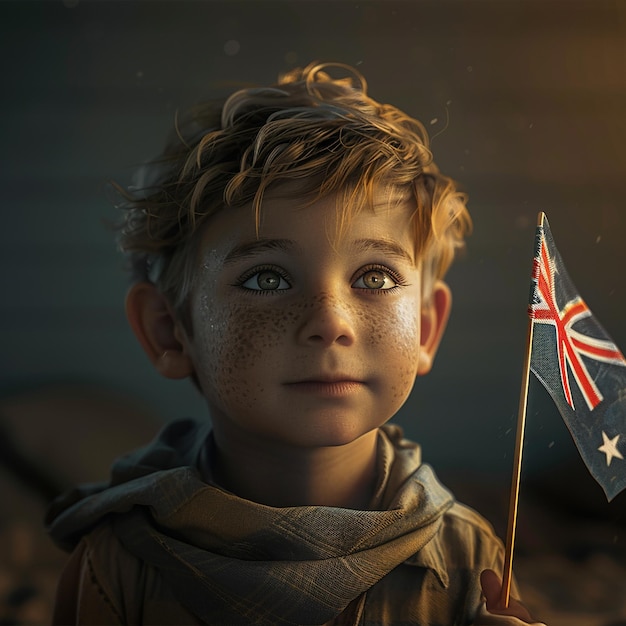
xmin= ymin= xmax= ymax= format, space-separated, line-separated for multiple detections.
xmin=529 ymin=213 xmax=626 ymax=501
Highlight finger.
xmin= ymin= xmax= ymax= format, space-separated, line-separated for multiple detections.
xmin=480 ymin=569 xmax=502 ymax=609
xmin=480 ymin=569 xmax=533 ymax=621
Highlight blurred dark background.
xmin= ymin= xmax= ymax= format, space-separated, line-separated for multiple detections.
xmin=1 ymin=1 xmax=625 ymax=622
xmin=3 ymin=0 xmax=625 ymax=482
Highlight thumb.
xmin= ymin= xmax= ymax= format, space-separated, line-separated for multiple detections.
xmin=480 ymin=569 xmax=503 ymax=609
xmin=480 ymin=569 xmax=533 ymax=621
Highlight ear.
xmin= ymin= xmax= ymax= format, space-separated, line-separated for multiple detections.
xmin=125 ymin=282 xmax=195 ymax=380
xmin=417 ymin=280 xmax=452 ymax=376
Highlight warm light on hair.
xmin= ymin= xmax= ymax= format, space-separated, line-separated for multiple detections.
xmin=114 ymin=62 xmax=471 ymax=326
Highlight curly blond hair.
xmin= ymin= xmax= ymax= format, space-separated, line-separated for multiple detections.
xmin=115 ymin=62 xmax=471 ymax=328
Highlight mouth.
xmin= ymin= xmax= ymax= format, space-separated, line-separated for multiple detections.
xmin=284 ymin=377 xmax=366 ymax=397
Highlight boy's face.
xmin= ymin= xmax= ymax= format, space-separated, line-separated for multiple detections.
xmin=181 ymin=185 xmax=432 ymax=450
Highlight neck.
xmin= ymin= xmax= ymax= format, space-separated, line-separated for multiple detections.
xmin=209 ymin=425 xmax=380 ymax=509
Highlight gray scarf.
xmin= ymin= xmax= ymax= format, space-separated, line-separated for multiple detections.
xmin=47 ymin=420 xmax=454 ymax=625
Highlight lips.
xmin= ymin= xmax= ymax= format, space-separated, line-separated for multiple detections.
xmin=284 ymin=377 xmax=366 ymax=397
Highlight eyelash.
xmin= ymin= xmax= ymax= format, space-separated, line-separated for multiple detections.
xmin=235 ymin=265 xmax=293 ymax=294
xmin=352 ymin=264 xmax=407 ymax=295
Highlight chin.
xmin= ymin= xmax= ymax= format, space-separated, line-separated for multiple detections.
xmin=295 ymin=415 xmax=382 ymax=449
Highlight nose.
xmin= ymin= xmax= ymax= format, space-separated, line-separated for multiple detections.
xmin=296 ymin=293 xmax=356 ymax=347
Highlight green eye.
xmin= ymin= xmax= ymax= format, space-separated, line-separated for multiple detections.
xmin=242 ymin=270 xmax=290 ymax=291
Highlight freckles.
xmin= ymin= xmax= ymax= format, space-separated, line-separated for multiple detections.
xmin=358 ymin=300 xmax=420 ymax=404
xmin=359 ymin=301 xmax=420 ymax=350
xmin=195 ymin=295 xmax=304 ymax=406
xmin=391 ymin=368 xmax=415 ymax=399
xmin=222 ymin=306 xmax=279 ymax=365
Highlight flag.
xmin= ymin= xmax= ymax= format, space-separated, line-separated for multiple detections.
xmin=528 ymin=213 xmax=626 ymax=501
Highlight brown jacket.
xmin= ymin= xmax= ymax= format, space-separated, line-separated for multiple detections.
xmin=48 ymin=421 xmax=538 ymax=625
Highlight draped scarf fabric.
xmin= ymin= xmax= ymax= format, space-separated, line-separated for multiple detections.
xmin=47 ymin=420 xmax=455 ymax=625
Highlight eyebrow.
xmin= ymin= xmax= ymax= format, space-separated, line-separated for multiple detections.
xmin=222 ymin=237 xmax=415 ymax=266
xmin=223 ymin=238 xmax=298 ymax=265
xmin=353 ymin=238 xmax=416 ymax=265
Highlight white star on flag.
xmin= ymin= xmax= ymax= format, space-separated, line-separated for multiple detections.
xmin=598 ymin=431 xmax=624 ymax=467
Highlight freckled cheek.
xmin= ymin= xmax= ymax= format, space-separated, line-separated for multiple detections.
xmin=191 ymin=300 xmax=297 ymax=404
xmin=360 ymin=301 xmax=420 ymax=352
xmin=394 ymin=304 xmax=422 ymax=355
xmin=359 ymin=301 xmax=421 ymax=399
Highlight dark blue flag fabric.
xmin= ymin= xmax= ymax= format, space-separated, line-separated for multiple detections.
xmin=529 ymin=213 xmax=626 ymax=501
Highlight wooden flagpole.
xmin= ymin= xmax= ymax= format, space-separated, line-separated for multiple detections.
xmin=499 ymin=318 xmax=534 ymax=607
xmin=500 ymin=212 xmax=544 ymax=607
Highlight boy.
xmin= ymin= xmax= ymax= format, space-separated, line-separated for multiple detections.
xmin=47 ymin=62 xmax=543 ymax=625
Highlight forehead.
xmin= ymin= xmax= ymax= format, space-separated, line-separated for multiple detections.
xmin=199 ymin=182 xmax=417 ymax=254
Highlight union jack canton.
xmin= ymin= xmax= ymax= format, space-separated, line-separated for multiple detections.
xmin=529 ymin=214 xmax=626 ymax=500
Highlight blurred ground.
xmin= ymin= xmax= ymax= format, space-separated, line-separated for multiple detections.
xmin=0 ymin=384 xmax=162 ymax=625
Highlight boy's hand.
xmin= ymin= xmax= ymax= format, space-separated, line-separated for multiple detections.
xmin=479 ymin=569 xmax=534 ymax=622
